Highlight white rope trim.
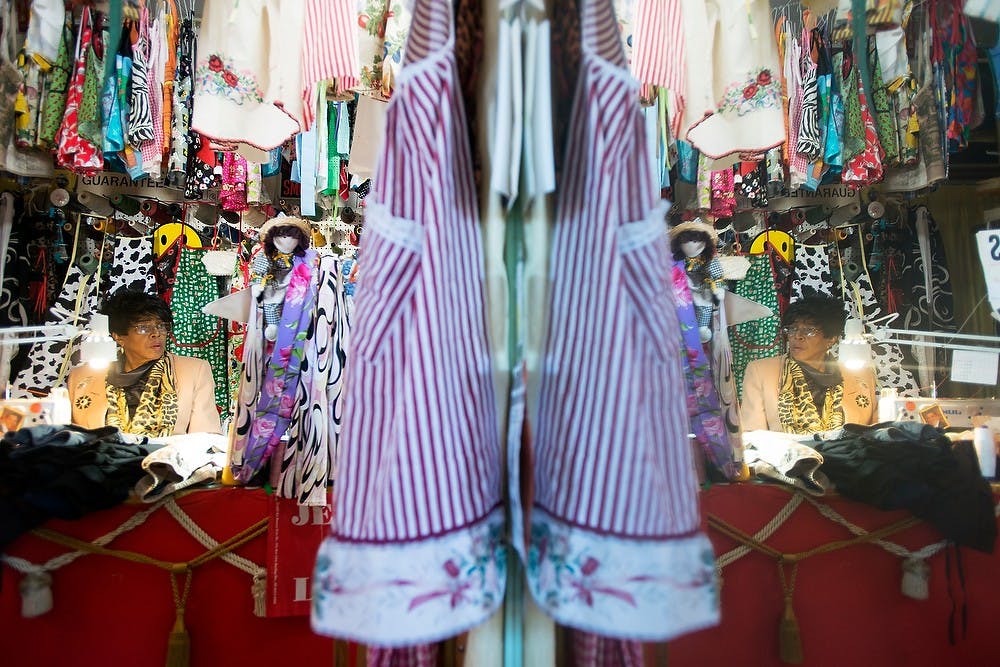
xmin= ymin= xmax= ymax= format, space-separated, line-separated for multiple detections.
xmin=715 ymin=492 xmax=804 ymax=570
xmin=713 ymin=490 xmax=1000 ymax=572
xmin=801 ymin=493 xmax=1000 ymax=562
xmin=165 ymin=497 xmax=268 ymax=617
xmin=1 ymin=493 xmax=269 ymax=618
xmin=165 ymin=497 xmax=265 ymax=578
xmin=1 ymin=497 xmax=171 ymax=575
xmin=802 ymin=494 xmax=940 ymax=561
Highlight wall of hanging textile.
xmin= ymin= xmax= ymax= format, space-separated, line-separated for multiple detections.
xmin=625 ymin=0 xmax=989 ymax=199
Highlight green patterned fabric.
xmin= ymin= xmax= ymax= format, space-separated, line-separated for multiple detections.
xmin=867 ymin=37 xmax=899 ymax=166
xmin=38 ymin=17 xmax=72 ymax=148
xmin=730 ymin=254 xmax=782 ymax=397
xmin=167 ymin=246 xmax=229 ymax=420
xmin=78 ymin=43 xmax=104 ymax=146
xmin=835 ymin=52 xmax=865 ymax=166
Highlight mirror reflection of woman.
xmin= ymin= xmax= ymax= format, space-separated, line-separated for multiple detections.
xmin=741 ymin=296 xmax=876 ymax=434
xmin=67 ymin=290 xmax=222 ymax=436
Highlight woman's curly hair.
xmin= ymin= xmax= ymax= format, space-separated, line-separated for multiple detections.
xmin=102 ymin=289 xmax=173 ymax=336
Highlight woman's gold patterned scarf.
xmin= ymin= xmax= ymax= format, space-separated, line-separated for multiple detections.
xmin=106 ymin=355 xmax=179 ymax=437
xmin=776 ymin=356 xmax=845 ymax=434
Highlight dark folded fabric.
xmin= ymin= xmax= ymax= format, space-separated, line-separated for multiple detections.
xmin=814 ymin=421 xmax=997 ymax=553
xmin=0 ymin=425 xmax=161 ymax=550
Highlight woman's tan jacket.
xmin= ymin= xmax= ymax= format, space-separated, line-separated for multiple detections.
xmin=740 ymin=355 xmax=877 ymax=432
xmin=67 ymin=353 xmax=222 ymax=435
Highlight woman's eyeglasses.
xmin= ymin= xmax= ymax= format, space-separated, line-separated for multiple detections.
xmin=782 ymin=326 xmax=823 ymax=339
xmin=131 ymin=322 xmax=171 ymax=336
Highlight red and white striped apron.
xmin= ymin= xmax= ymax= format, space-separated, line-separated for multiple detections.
xmin=526 ymin=0 xmax=719 ymax=641
xmin=311 ymin=0 xmax=504 ymax=646
xmin=300 ymin=0 xmax=359 ymax=131
xmin=630 ymin=0 xmax=686 ymax=137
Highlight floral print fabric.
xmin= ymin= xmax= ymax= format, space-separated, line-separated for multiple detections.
xmin=683 ymin=0 xmax=785 ymax=162
xmin=191 ymin=0 xmax=302 ymax=149
xmin=232 ymin=250 xmax=319 ymax=484
xmin=279 ymin=255 xmax=348 ymax=506
xmin=672 ymin=260 xmax=738 ymax=480
xmin=356 ymin=0 xmax=412 ymax=98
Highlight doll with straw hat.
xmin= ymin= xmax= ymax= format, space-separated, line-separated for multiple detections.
xmin=249 ymin=216 xmax=313 ymax=341
xmin=670 ymin=217 xmax=725 ymax=343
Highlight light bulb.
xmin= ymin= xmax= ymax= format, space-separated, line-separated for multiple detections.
xmin=840 ymin=319 xmax=872 ymax=369
xmin=80 ymin=314 xmax=117 ymax=369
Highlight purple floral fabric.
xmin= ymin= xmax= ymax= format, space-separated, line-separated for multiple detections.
xmin=234 ymin=249 xmax=319 ymax=483
xmin=671 ymin=260 xmax=738 ymax=480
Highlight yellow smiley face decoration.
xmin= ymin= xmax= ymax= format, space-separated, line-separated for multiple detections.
xmin=153 ymin=222 xmax=203 ymax=257
xmin=749 ymin=229 xmax=794 ymax=264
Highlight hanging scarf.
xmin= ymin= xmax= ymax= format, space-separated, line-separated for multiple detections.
xmin=776 ymin=356 xmax=845 ymax=434
xmin=234 ymin=249 xmax=318 ymax=484
xmin=106 ymin=354 xmax=179 ymax=437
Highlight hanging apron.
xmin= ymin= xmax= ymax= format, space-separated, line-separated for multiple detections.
xmin=312 ymin=0 xmax=504 ymax=645
xmin=898 ymin=206 xmax=955 ymax=392
xmin=730 ymin=253 xmax=782 ymax=397
xmin=526 ymin=0 xmax=717 ymax=641
xmin=11 ymin=264 xmax=99 ymax=398
xmin=107 ymin=235 xmax=155 ymax=294
xmin=836 ymin=230 xmax=919 ymax=396
xmin=791 ymin=242 xmax=834 ymax=303
xmin=166 ymin=246 xmax=228 ymax=419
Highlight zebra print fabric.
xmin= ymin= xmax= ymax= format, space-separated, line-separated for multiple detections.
xmin=127 ymin=21 xmax=155 ymax=146
xmin=796 ymin=39 xmax=822 ymax=161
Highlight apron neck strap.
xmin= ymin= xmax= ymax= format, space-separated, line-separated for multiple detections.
xmin=403 ymin=0 xmax=455 ymax=66
xmin=580 ymin=0 xmax=626 ymax=66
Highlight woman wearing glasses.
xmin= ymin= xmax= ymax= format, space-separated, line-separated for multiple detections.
xmin=740 ymin=295 xmax=876 ymax=434
xmin=67 ymin=289 xmax=222 ymax=436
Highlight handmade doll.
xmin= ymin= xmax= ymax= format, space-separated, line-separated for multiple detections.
xmin=231 ymin=215 xmax=319 ymax=484
xmin=670 ymin=218 xmax=725 ymax=343
xmin=249 ymin=217 xmax=313 ymax=341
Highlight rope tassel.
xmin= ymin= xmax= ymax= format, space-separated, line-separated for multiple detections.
xmin=252 ymin=574 xmax=267 ymax=618
xmin=779 ymin=596 xmax=804 ymax=664
xmin=165 ymin=612 xmax=190 ymax=667
xmin=902 ymin=556 xmax=931 ymax=600
xmin=166 ymin=571 xmax=193 ymax=667
xmin=777 ymin=561 xmax=803 ymax=664
xmin=19 ymin=571 xmax=53 ymax=618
